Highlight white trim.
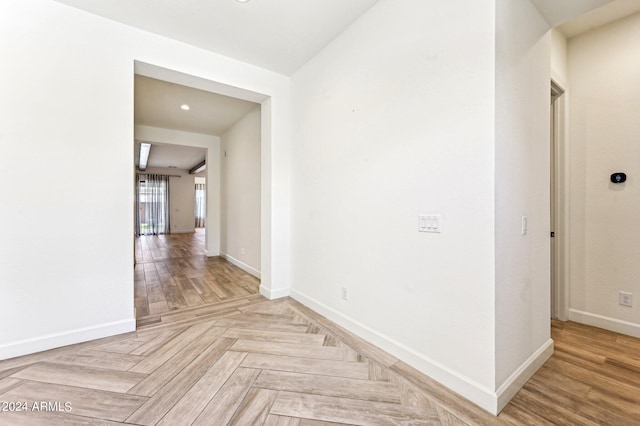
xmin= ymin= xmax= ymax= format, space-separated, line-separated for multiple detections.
xmin=220 ymin=252 xmax=261 ymax=279
xmin=259 ymin=285 xmax=290 ymax=300
xmin=496 ymin=339 xmax=554 ymax=413
xmin=569 ymin=309 xmax=640 ymax=338
xmin=134 ymin=60 xmax=288 ymax=306
xmin=551 ymin=77 xmax=569 ymax=322
xmin=290 ymin=289 xmax=503 ymax=414
xmin=170 ymin=228 xmax=195 ymax=234
xmin=550 ymin=71 xmax=569 ymax=92
xmin=0 ymin=318 xmax=135 ymax=361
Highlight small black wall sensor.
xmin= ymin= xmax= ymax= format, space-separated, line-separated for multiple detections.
xmin=611 ymin=172 xmax=627 ymax=183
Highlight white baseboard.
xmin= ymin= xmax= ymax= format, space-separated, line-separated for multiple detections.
xmin=220 ymin=252 xmax=261 ymax=279
xmin=569 ymin=309 xmax=640 ymax=338
xmin=170 ymin=228 xmax=195 ymax=234
xmin=496 ymin=339 xmax=554 ymax=413
xmin=290 ymin=289 xmax=552 ymax=415
xmin=260 ymin=285 xmax=290 ymax=300
xmin=0 ymin=318 xmax=136 ymax=361
xmin=290 ymin=289 xmax=499 ymax=413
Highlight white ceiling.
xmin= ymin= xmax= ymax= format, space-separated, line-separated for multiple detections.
xmin=62 ymin=0 xmax=640 ymax=169
xmin=529 ymin=0 xmax=640 ymax=37
xmin=135 ymin=141 xmax=206 ymax=171
xmin=135 ymin=75 xmax=258 ymax=136
xmin=530 ymin=0 xmax=613 ymax=27
xmin=55 ymin=0 xmax=640 ymax=75
xmin=557 ymin=0 xmax=640 ymax=37
xmin=135 ymin=75 xmax=258 ymax=170
xmin=54 ymin=0 xmax=381 ymax=75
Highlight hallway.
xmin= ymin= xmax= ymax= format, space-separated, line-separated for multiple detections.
xmin=134 ymin=229 xmax=260 ymax=324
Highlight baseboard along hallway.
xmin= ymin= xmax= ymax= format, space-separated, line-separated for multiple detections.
xmin=0 ymin=232 xmax=639 ymax=424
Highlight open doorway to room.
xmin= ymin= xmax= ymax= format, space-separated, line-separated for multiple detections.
xmin=133 ymin=70 xmax=264 ymax=323
xmin=550 ymin=80 xmax=567 ymax=321
xmin=134 ymin=142 xmax=207 ymax=238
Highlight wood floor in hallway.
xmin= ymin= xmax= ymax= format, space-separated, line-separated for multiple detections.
xmin=0 ymin=296 xmax=479 ymax=425
xmin=2 ymin=294 xmax=640 ymax=424
xmin=1 ymin=231 xmax=640 ymax=424
xmin=134 ymin=229 xmax=260 ymax=322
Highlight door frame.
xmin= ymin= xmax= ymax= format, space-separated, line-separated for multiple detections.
xmin=133 ymin=60 xmax=277 ymax=298
xmin=551 ymin=79 xmax=568 ymax=321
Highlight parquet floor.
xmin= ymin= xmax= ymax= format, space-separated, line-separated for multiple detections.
xmin=4 ymin=293 xmax=640 ymax=425
xmin=2 ymin=233 xmax=640 ymax=424
xmin=134 ymin=229 xmax=260 ymax=321
xmin=0 ymin=295 xmax=480 ymax=425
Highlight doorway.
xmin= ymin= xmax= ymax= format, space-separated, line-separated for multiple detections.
xmin=132 ymin=63 xmax=269 ymax=319
xmin=550 ymin=80 xmax=567 ymax=320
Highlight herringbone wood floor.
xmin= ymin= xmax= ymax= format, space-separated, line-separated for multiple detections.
xmin=5 ymin=293 xmax=640 ymax=425
xmin=2 ymin=233 xmax=640 ymax=424
xmin=0 ymin=295 xmax=479 ymax=425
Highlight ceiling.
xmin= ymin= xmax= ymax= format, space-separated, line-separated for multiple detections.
xmin=54 ymin=0 xmax=381 ymax=75
xmin=55 ymin=0 xmax=640 ymax=75
xmin=64 ymin=0 xmax=640 ymax=170
xmin=530 ymin=0 xmax=613 ymax=27
xmin=135 ymin=75 xmax=258 ymax=171
xmin=135 ymin=75 xmax=258 ymax=136
xmin=529 ymin=0 xmax=640 ymax=37
xmin=557 ymin=0 xmax=640 ymax=38
xmin=135 ymin=141 xmax=206 ymax=171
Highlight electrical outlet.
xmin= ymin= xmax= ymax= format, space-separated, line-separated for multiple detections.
xmin=240 ymin=248 xmax=245 ymax=255
xmin=521 ymin=216 xmax=528 ymax=235
xmin=341 ymin=287 xmax=348 ymax=301
xmin=619 ymin=291 xmax=633 ymax=307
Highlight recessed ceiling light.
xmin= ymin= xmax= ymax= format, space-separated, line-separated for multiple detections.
xmin=235 ymin=0 xmax=250 ymax=3
xmin=181 ymin=104 xmax=190 ymax=111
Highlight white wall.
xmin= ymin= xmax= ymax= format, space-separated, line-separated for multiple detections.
xmin=290 ymin=0 xmax=499 ymax=411
xmin=0 ymin=0 xmax=291 ymax=360
xmin=143 ymin=167 xmax=196 ymax=234
xmin=494 ymin=0 xmax=553 ymax=411
xmin=0 ymin=0 xmax=561 ymax=413
xmin=567 ymin=12 xmax=640 ymax=336
xmin=551 ymin=29 xmax=569 ymax=85
xmin=221 ymin=107 xmax=261 ymax=277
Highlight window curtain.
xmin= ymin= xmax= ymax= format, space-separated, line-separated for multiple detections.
xmin=136 ymin=174 xmax=170 ymax=235
xmin=195 ymin=183 xmax=206 ymax=228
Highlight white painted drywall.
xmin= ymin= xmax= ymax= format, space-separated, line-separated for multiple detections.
xmin=290 ymin=0 xmax=498 ymax=410
xmin=494 ymin=0 xmax=552 ymax=409
xmin=142 ymin=167 xmax=196 ymax=234
xmin=567 ymin=12 xmax=640 ymax=336
xmin=551 ymin=29 xmax=569 ymax=85
xmin=220 ymin=107 xmax=261 ymax=277
xmin=0 ymin=0 xmax=291 ymax=359
xmin=0 ymin=0 xmax=558 ymax=413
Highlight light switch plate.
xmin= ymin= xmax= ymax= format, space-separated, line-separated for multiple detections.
xmin=419 ymin=214 xmax=441 ymax=233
